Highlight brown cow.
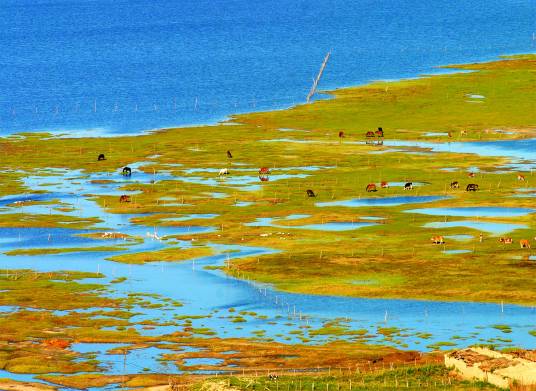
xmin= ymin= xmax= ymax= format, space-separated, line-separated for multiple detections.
xmin=520 ymin=239 xmax=531 ymax=249
xmin=468 ymin=172 xmax=476 ymax=178
xmin=365 ymin=131 xmax=375 ymax=138
xmin=431 ymin=236 xmax=445 ymax=244
xmin=499 ymin=237 xmax=513 ymax=244
xmin=119 ymin=195 xmax=131 ymax=203
xmin=450 ymin=181 xmax=459 ymax=189
xmin=259 ymin=167 xmax=270 ymax=175
xmin=380 ymin=181 xmax=389 ymax=188
xmin=338 ymin=131 xmax=345 ymax=138
xmin=517 ymin=174 xmax=525 ymax=181
xmin=375 ymin=127 xmax=384 ymax=137
xmin=306 ymin=189 xmax=316 ymax=197
xmin=366 ymin=183 xmax=377 ymax=192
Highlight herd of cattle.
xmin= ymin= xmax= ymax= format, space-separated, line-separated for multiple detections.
xmin=98 ymin=141 xmax=534 ymax=252
xmin=431 ymin=235 xmax=533 ymax=249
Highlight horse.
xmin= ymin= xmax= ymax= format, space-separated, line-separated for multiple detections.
xmin=227 ymin=150 xmax=233 ymax=158
xmin=219 ymin=168 xmax=229 ymax=176
xmin=375 ymin=127 xmax=384 ymax=137
xmin=499 ymin=237 xmax=513 ymax=244
xmin=97 ymin=153 xmax=106 ymax=161
xmin=119 ymin=195 xmax=131 ymax=203
xmin=306 ymin=189 xmax=316 ymax=197
xmin=404 ymin=182 xmax=413 ymax=190
xmin=259 ymin=167 xmax=270 ymax=175
xmin=517 ymin=174 xmax=525 ymax=181
xmin=365 ymin=131 xmax=375 ymax=138
xmin=122 ymin=167 xmax=132 ymax=176
xmin=431 ymin=235 xmax=445 ymax=244
xmin=450 ymin=181 xmax=459 ymax=189
xmin=520 ymin=239 xmax=531 ymax=249
xmin=366 ymin=183 xmax=377 ymax=192
xmin=466 ymin=183 xmax=479 ymax=191
xmin=380 ymin=181 xmax=389 ymax=188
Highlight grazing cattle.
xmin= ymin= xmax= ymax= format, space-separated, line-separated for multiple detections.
xmin=517 ymin=174 xmax=525 ymax=181
xmin=119 ymin=195 xmax=131 ymax=203
xmin=450 ymin=181 xmax=459 ymax=189
xmin=468 ymin=172 xmax=476 ymax=178
xmin=97 ymin=153 xmax=106 ymax=161
xmin=218 ymin=168 xmax=229 ymax=176
xmin=466 ymin=183 xmax=479 ymax=191
xmin=227 ymin=150 xmax=233 ymax=159
xmin=375 ymin=127 xmax=384 ymax=137
xmin=268 ymin=374 xmax=279 ymax=381
xmin=365 ymin=131 xmax=375 ymax=138
xmin=460 ymin=130 xmax=468 ymax=136
xmin=499 ymin=237 xmax=513 ymax=244
xmin=259 ymin=167 xmax=270 ymax=175
xmin=306 ymin=189 xmax=316 ymax=197
xmin=404 ymin=182 xmax=413 ymax=190
xmin=366 ymin=183 xmax=377 ymax=192
xmin=259 ymin=175 xmax=269 ymax=182
xmin=122 ymin=167 xmax=131 ymax=176
xmin=431 ymin=236 xmax=445 ymax=244
xmin=338 ymin=131 xmax=345 ymax=138
xmin=380 ymin=181 xmax=389 ymax=188
xmin=520 ymin=239 xmax=531 ymax=249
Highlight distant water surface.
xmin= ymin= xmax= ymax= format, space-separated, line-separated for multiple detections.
xmin=1 ymin=0 xmax=535 ymax=135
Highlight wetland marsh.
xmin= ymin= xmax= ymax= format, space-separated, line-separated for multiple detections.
xmin=1 ymin=55 xmax=536 ymax=390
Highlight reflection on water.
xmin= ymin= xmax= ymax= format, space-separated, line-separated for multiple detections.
xmin=406 ymin=206 xmax=534 ymax=218
xmin=423 ymin=221 xmax=526 ymax=235
xmin=317 ymin=196 xmax=449 ymax=208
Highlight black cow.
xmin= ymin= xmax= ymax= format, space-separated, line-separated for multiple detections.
xmin=98 ymin=154 xmax=106 ymax=161
xmin=306 ymin=189 xmax=316 ymax=197
xmin=122 ymin=167 xmax=132 ymax=176
xmin=227 ymin=150 xmax=233 ymax=159
xmin=404 ymin=182 xmax=413 ymax=190
xmin=450 ymin=181 xmax=459 ymax=189
xmin=466 ymin=183 xmax=479 ymax=191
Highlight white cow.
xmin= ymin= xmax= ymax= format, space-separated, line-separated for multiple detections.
xmin=219 ymin=168 xmax=229 ymax=176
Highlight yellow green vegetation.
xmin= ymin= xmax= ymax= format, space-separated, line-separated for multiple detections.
xmin=107 ymin=246 xmax=213 ymax=264
xmin=196 ymin=364 xmax=500 ymax=391
xmin=235 ymin=54 xmax=536 ymax=140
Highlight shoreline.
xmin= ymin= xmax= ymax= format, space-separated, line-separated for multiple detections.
xmin=5 ymin=51 xmax=535 ymax=141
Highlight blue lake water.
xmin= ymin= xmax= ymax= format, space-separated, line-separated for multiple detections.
xmin=2 ymin=0 xmax=536 ymax=136
xmin=317 ymin=195 xmax=449 ymax=208
xmin=405 ymin=206 xmax=535 ymax=218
